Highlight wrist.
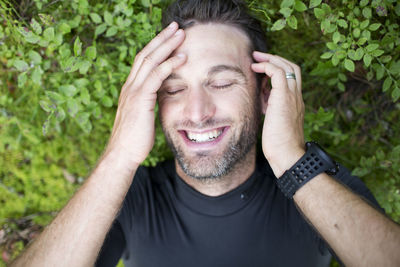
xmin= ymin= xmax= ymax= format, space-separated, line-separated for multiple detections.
xmin=100 ymin=148 xmax=140 ymax=177
xmin=267 ymin=147 xmax=306 ymax=178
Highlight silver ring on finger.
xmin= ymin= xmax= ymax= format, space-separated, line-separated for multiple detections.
xmin=286 ymin=72 xmax=296 ymax=80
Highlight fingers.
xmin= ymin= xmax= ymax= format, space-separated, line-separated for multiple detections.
xmin=125 ymin=21 xmax=180 ymax=86
xmin=132 ymin=29 xmax=185 ymax=88
xmin=251 ymin=61 xmax=290 ymax=92
xmin=140 ymin=53 xmax=187 ymax=95
xmin=252 ymin=51 xmax=301 ymax=91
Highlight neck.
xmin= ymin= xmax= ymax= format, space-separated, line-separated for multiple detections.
xmin=175 ymin=146 xmax=257 ymax=197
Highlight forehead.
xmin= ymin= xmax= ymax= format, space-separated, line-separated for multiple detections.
xmin=172 ymin=23 xmax=252 ymax=77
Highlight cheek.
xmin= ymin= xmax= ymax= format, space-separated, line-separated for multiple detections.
xmin=158 ymin=99 xmax=180 ymax=124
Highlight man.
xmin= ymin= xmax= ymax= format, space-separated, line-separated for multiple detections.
xmin=12 ymin=0 xmax=400 ymax=266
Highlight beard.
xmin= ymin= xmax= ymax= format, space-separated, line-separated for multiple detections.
xmin=161 ymin=97 xmax=261 ymax=181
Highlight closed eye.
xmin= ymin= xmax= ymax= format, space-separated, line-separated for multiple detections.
xmin=211 ymin=83 xmax=233 ymax=89
xmin=166 ymin=88 xmax=184 ymax=95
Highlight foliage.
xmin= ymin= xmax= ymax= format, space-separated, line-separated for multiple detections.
xmin=0 ymin=0 xmax=399 ymax=265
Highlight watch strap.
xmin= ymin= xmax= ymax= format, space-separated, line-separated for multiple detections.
xmin=276 ymin=142 xmax=337 ymax=198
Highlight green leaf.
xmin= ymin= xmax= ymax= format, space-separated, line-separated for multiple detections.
xmin=344 ymin=59 xmax=355 ymax=72
xmin=362 ymin=7 xmax=372 ymax=18
xmin=326 ymin=42 xmax=336 ymax=50
xmin=369 ymin=23 xmax=381 ymax=31
xmin=13 ymin=59 xmax=29 ymax=71
xmin=279 ymin=7 xmax=292 ymax=18
xmin=59 ymin=22 xmax=71 ymax=34
xmin=353 ymin=28 xmax=361 ymax=38
xmin=338 ymin=82 xmax=345 ymax=92
xmin=338 ymin=73 xmax=347 ymax=82
xmin=85 ymin=46 xmax=97 ymax=60
xmin=314 ymin=8 xmax=325 ymax=20
xmin=360 ymin=0 xmax=369 ymax=7
xmin=336 ymin=50 xmax=347 ymax=59
xmin=141 ymin=0 xmax=151 ymax=7
xmin=59 ymin=84 xmax=78 ymax=97
xmin=55 ymin=107 xmax=66 ymax=122
xmin=18 ymin=72 xmax=27 ymax=87
xmin=43 ymin=27 xmax=55 ymax=42
xmin=67 ymin=99 xmax=80 ymax=117
xmin=320 ymin=52 xmax=333 ymax=59
xmin=46 ymin=91 xmax=65 ymax=104
xmin=355 ymin=48 xmax=364 ymax=60
xmin=31 ymin=67 xmax=42 ymax=85
xmin=389 ymin=61 xmax=400 ymax=75
xmin=287 ymin=15 xmax=298 ymax=29
xmin=371 ymin=49 xmax=384 ymax=57
xmin=337 ymin=19 xmax=348 ymax=28
xmin=348 ymin=49 xmax=357 ymax=60
xmin=74 ymin=37 xmax=82 ymax=57
xmin=392 ymin=87 xmax=400 ymax=101
xmin=90 ymin=13 xmax=102 ymax=24
xmin=366 ymin=43 xmax=379 ymax=52
xmin=331 ymin=54 xmax=340 ymax=66
xmin=30 ymin=18 xmax=42 ymax=35
xmin=360 ymin=19 xmax=369 ymax=30
xmin=104 ymin=11 xmax=113 ymax=25
xmin=101 ymin=96 xmax=113 ymax=107
xmin=294 ymin=0 xmax=307 ymax=12
xmin=380 ymin=55 xmax=392 ymax=63
xmin=106 ymin=26 xmax=118 ymax=37
xmin=80 ymin=88 xmax=91 ymax=105
xmin=76 ymin=112 xmax=90 ymax=125
xmin=39 ymin=99 xmax=54 ymax=112
xmin=382 ymin=77 xmax=392 ymax=92
xmin=28 ymin=50 xmax=42 ymax=64
xmin=332 ymin=31 xmax=340 ymax=43
xmin=375 ymin=64 xmax=385 ymax=80
xmin=361 ymin=29 xmax=371 ymax=40
xmin=271 ymin=19 xmax=286 ymax=31
xmin=78 ymin=60 xmax=91 ymax=74
xmin=363 ymin=54 xmax=372 ymax=67
xmin=309 ymin=0 xmax=322 ymax=8
xmin=280 ymin=0 xmax=295 ymax=8
xmin=395 ymin=4 xmax=400 ymax=16
xmin=357 ymin=37 xmax=368 ymax=45
xmin=95 ymin=23 xmax=107 ymax=36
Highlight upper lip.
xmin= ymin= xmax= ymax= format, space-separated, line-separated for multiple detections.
xmin=178 ymin=126 xmax=227 ymax=133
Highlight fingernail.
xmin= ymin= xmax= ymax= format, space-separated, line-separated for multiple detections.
xmin=174 ymin=29 xmax=183 ymax=36
xmin=168 ymin=21 xmax=177 ymax=29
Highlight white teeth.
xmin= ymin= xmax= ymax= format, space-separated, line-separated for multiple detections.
xmin=187 ymin=129 xmax=222 ymax=143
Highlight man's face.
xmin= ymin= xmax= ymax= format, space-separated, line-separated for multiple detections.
xmin=158 ymin=23 xmax=261 ymax=180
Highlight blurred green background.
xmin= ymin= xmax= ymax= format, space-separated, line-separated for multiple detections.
xmin=1 ymin=0 xmax=399 ymax=265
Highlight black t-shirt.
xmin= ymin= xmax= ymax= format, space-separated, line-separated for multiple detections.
xmin=96 ymin=156 xmax=381 ymax=267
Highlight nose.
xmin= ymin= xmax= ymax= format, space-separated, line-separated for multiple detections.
xmin=183 ymin=87 xmax=216 ymax=123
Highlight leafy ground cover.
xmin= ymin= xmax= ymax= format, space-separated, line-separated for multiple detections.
xmin=0 ymin=0 xmax=399 ymax=265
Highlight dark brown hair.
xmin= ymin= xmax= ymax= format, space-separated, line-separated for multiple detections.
xmin=162 ymin=0 xmax=267 ymax=53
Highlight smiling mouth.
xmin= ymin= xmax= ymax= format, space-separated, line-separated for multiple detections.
xmin=186 ymin=129 xmax=222 ymax=143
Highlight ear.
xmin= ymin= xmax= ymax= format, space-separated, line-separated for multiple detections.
xmin=259 ymin=76 xmax=270 ymax=115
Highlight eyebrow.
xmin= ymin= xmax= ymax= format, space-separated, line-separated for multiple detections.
xmin=164 ymin=64 xmax=246 ymax=81
xmin=207 ymin=64 xmax=246 ymax=80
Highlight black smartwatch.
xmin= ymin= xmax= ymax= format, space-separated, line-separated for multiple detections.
xmin=276 ymin=141 xmax=339 ymax=199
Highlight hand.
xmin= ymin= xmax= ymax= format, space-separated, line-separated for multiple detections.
xmin=104 ymin=22 xmax=187 ymax=167
xmin=251 ymin=52 xmax=305 ymax=177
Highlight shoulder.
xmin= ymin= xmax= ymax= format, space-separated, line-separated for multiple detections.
xmin=133 ymin=160 xmax=175 ymax=187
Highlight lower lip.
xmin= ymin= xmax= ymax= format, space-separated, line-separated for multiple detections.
xmin=179 ymin=127 xmax=230 ymax=150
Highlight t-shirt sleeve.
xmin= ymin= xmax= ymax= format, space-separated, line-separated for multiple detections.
xmin=95 ymin=166 xmax=151 ymax=266
xmin=95 ymin=221 xmax=126 ymax=267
